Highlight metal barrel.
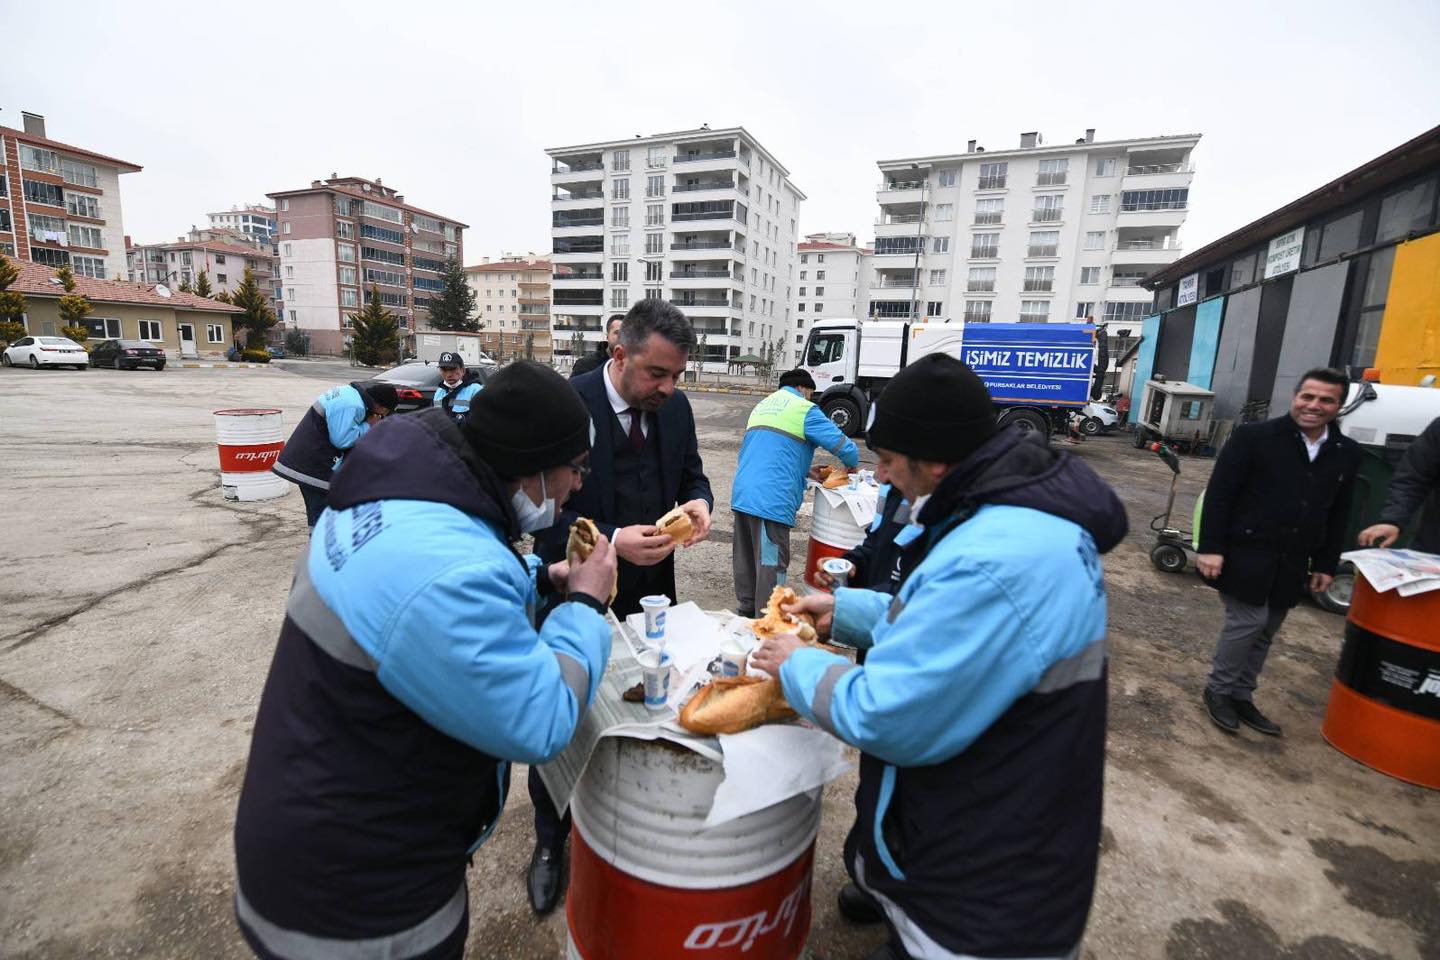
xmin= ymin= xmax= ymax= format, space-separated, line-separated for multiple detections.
xmin=213 ymin=408 xmax=289 ymax=502
xmin=804 ymin=492 xmax=869 ymax=589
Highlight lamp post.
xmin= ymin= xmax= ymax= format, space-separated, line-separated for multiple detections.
xmin=908 ymin=162 xmax=928 ymax=322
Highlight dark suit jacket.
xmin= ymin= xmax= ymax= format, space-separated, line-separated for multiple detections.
xmin=569 ymin=345 xmax=609 ymax=379
xmin=535 ymin=366 xmax=713 ymax=560
xmin=1198 ymin=415 xmax=1360 ymax=607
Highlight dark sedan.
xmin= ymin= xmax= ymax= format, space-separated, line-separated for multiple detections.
xmin=91 ymin=339 xmax=167 ymax=370
xmin=365 ymin=362 xmax=489 ymax=413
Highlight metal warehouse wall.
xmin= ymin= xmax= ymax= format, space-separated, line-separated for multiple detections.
xmin=1267 ymin=261 xmax=1350 ymax=413
xmin=1375 ymin=231 xmax=1440 ymax=385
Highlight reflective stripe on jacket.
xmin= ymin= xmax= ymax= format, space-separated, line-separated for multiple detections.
xmin=731 ymin=387 xmax=859 ymax=525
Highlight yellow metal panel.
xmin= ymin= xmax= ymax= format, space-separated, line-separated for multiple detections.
xmin=1375 ymin=232 xmax=1440 ymax=385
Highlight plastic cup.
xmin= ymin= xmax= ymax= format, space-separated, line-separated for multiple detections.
xmin=821 ymin=557 xmax=853 ymax=590
xmin=640 ymin=595 xmax=669 ymax=642
xmin=638 ymin=649 xmax=672 ymax=711
xmin=847 ymin=474 xmax=859 ymax=491
xmin=719 ymin=639 xmax=749 ymax=678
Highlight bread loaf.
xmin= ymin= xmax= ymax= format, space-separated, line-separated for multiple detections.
xmin=678 ymin=675 xmax=798 ymax=735
xmin=655 ymin=506 xmax=694 ymax=546
xmin=567 ymin=518 xmax=617 ymax=604
xmin=751 ymin=585 xmax=817 ymax=642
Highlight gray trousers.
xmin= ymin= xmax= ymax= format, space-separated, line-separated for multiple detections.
xmin=1206 ymin=592 xmax=1290 ymax=701
xmin=732 ymin=511 xmax=793 ymax=617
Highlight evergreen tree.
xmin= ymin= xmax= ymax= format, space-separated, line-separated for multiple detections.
xmin=569 ymin=329 xmax=584 ymax=364
xmin=425 ymin=256 xmax=478 ymax=332
xmin=525 ymin=333 xmax=535 ymax=361
xmin=350 ymin=286 xmax=400 ymax=366
xmin=193 ymin=269 xmax=214 ymax=298
xmin=178 ymin=275 xmax=193 ymax=294
xmin=213 ymin=290 xmax=232 ymax=304
xmin=230 ymin=267 xmax=277 ymax=348
xmin=0 ymin=255 xmax=27 ymax=344
xmin=55 ymin=264 xmax=93 ymax=344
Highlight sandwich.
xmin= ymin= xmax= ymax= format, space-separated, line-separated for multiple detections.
xmin=654 ymin=506 xmax=694 ymax=546
xmin=750 ymin=585 xmax=817 ymax=642
xmin=567 ymin=517 xmax=618 ymax=604
xmin=815 ymin=464 xmax=852 ymax=489
xmin=678 ymin=675 xmax=798 ymax=735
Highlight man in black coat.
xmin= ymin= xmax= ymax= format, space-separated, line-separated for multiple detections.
xmin=1359 ymin=416 xmax=1440 ymax=554
xmin=524 ymin=298 xmax=714 ymax=915
xmin=569 ymin=314 xmax=623 ymax=379
xmin=1197 ymin=368 xmax=1360 ymax=736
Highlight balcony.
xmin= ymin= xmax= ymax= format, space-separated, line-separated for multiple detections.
xmin=976 ymin=176 xmax=1007 ymax=191
xmin=872 ymin=238 xmax=925 ymax=260
xmin=875 ymin=276 xmax=920 ymax=289
xmin=970 ymin=246 xmax=1000 ymax=260
xmin=1116 ymin=204 xmax=1189 ymax=230
xmin=553 ymin=269 xmax=603 ymax=282
xmin=670 ymin=240 xmax=731 ymax=250
xmin=1112 ymin=237 xmax=1184 ymax=266
xmin=869 ymin=301 xmax=916 ymax=319
xmin=876 ymin=179 xmax=927 ymax=206
xmin=1031 ymin=208 xmax=1063 ymax=223
xmin=963 ymin=310 xmax=992 ymax=323
xmin=1121 ymin=161 xmax=1194 ymax=191
xmin=966 ymin=281 xmax=995 ymax=293
xmin=1022 ymin=280 xmax=1054 ymax=293
xmin=674 ymin=150 xmax=736 ymax=164
xmin=552 ymin=189 xmax=604 ymax=203
xmin=553 ymin=291 xmax=604 ymax=306
xmin=551 ymin=238 xmax=605 ymax=260
xmin=972 ymin=211 xmax=1003 ymax=225
xmin=1035 ymin=171 xmax=1068 ymax=187
xmin=670 ymin=268 xmax=732 ymax=278
xmin=672 ymin=294 xmax=732 ymax=308
xmin=553 ymin=211 xmax=604 ymax=229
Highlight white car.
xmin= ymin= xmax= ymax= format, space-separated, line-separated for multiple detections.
xmin=2 ymin=336 xmax=89 ymax=370
xmin=1078 ymin=401 xmax=1119 ymax=436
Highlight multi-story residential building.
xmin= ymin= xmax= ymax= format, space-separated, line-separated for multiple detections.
xmin=267 ymin=176 xmax=466 ymax=355
xmin=126 ymin=235 xmax=277 ymax=299
xmin=546 ymin=126 xmax=803 ymax=372
xmin=792 ymin=232 xmax=872 ymax=363
xmin=465 ymin=255 xmax=553 ymax=362
xmin=0 ymin=111 xmax=141 ymax=280
xmin=869 ymin=128 xmax=1199 ymax=329
xmin=207 ymin=203 xmax=277 ymax=244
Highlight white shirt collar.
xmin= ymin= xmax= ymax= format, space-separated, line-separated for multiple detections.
xmin=1302 ymin=424 xmax=1329 ymax=461
xmin=602 ymin=359 xmax=629 ymax=417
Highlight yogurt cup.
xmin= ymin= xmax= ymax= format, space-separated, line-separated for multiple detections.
xmin=638 ymin=649 xmax=672 ymax=711
xmin=639 ymin=595 xmax=669 ymax=642
xmin=718 ymin=638 xmax=749 ymax=678
xmin=821 ymin=557 xmax=853 ymax=589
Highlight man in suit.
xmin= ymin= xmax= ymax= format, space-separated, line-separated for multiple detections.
xmin=569 ymin=314 xmax=623 ymax=379
xmin=1197 ymin=367 xmax=1360 ymax=737
xmin=524 ymin=298 xmax=713 ymax=914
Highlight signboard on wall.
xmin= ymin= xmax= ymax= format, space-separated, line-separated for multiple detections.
xmin=1264 ymin=226 xmax=1305 ymax=279
xmin=1177 ymin=273 xmax=1199 ymax=306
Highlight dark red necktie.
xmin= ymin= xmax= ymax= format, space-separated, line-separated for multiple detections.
xmin=626 ymin=408 xmax=644 ymax=452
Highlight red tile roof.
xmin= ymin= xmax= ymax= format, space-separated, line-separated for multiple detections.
xmin=146 ymin=239 xmax=276 ymax=260
xmin=0 ymin=126 xmax=142 ymax=173
xmin=798 ymin=241 xmax=856 ymax=251
xmin=466 ymin=260 xmax=550 ymax=272
xmin=9 ymin=260 xmax=243 ymax=313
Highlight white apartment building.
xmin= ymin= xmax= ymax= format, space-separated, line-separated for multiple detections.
xmin=546 ymin=127 xmax=804 ymax=372
xmin=792 ymin=232 xmax=871 ymax=364
xmin=207 ymin=203 xmax=277 ymax=244
xmin=870 ymin=128 xmax=1200 ymax=330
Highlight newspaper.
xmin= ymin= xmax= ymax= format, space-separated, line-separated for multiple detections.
xmin=1340 ymin=548 xmax=1440 ymax=597
xmin=809 ymin=479 xmax=880 ymax=528
xmin=536 ymin=610 xmax=853 ymax=826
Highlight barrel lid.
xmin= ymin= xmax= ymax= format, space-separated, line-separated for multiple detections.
xmin=214 ymin=408 xmax=283 ymax=416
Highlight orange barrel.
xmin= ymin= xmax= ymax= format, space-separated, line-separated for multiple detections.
xmin=566 ymin=737 xmax=821 ymax=960
xmin=214 ymin=408 xmax=289 ymax=502
xmin=1322 ymin=573 xmax=1440 ymax=789
xmin=803 ymin=486 xmax=874 ymax=589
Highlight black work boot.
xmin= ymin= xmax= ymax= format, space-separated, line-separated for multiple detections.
xmin=1232 ymin=699 xmax=1282 ymax=736
xmin=1203 ymin=688 xmax=1240 ymax=734
xmin=526 ymin=842 xmax=565 ymax=915
xmin=837 ymin=882 xmax=884 ymax=925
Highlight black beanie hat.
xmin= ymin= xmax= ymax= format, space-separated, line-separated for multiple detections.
xmin=364 ymin=383 xmax=399 ymax=412
xmin=463 ymin=360 xmax=591 ymax=475
xmin=779 ymin=368 xmax=816 ymax=391
xmin=867 ymin=354 xmax=996 ymax=462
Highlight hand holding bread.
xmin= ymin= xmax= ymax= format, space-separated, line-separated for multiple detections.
xmin=566 ymin=518 xmax=618 ymax=604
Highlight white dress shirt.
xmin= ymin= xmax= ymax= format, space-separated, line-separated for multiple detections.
xmin=603 ymin=359 xmax=649 ymax=438
xmin=1302 ymin=424 xmax=1329 ymax=462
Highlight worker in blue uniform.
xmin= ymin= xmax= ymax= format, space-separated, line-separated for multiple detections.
xmin=433 ymin=352 xmax=483 ymax=423
xmin=272 ymin=380 xmax=398 ymax=527
xmin=730 ymin=368 xmax=858 ymax=616
xmin=234 ymin=361 xmax=615 ymax=960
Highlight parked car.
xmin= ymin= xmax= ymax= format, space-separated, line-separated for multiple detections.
xmin=1078 ymin=401 xmax=1120 ymax=436
xmin=267 ymin=345 xmax=286 ymax=359
xmin=2 ymin=336 xmax=89 ymax=370
xmin=88 ymin=339 xmax=167 ymax=371
xmin=365 ymin=362 xmax=490 ymax=413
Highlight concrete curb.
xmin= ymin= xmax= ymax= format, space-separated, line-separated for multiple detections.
xmin=684 ymin=385 xmax=771 ymax=397
xmin=175 ymin=362 xmax=272 ymax=369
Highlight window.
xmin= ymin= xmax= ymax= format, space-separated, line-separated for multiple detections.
xmin=1083 ymin=231 xmax=1105 ymax=251
xmin=364 ymin=268 xmax=404 ymax=286
xmin=967 ymin=267 xmax=996 ymax=292
xmin=19 ymin=145 xmax=59 ymax=173
xmin=612 ymin=262 xmax=628 ymax=282
xmin=1075 ymin=301 xmax=1096 ymax=319
xmin=1028 ymin=231 xmax=1059 ymax=257
xmin=646 ymin=176 xmax=665 ymax=199
xmin=286 ymin=288 xmax=295 ymax=299
xmin=815 ymin=286 xmax=825 ymax=296
xmin=799 ymin=270 xmax=807 ymax=280
xmin=281 ymin=199 xmax=291 ymax=212
xmin=644 ymin=232 xmax=663 ymax=254
xmin=1351 ymin=246 xmax=1396 ymax=367
xmin=362 ymin=200 xmax=402 ymax=223
xmin=970 ymin=233 xmax=1000 ymax=258
xmin=806 ymin=332 xmax=845 ymax=365
xmin=932 ymin=236 xmax=950 ymax=254
xmin=340 ymin=288 xmax=359 ymax=308
xmin=336 ymin=220 xmax=354 ymax=240
xmin=978 ymin=162 xmax=1007 ymax=190
xmin=927 ymin=300 xmax=943 ymax=315
xmin=611 ymin=288 xmax=628 ymax=309
xmin=61 ymin=159 xmax=98 ymax=188
xmin=929 ymin=269 xmax=947 ymax=286
xmin=85 ymin=317 xmax=122 ymax=339
xmin=283 ymin=222 xmax=292 ymax=234
xmin=1104 ymin=301 xmax=1152 ymax=323
xmin=611 ymin=207 xmax=630 ymax=228
xmin=1089 ymin=195 xmax=1111 ymax=214
xmin=611 ymin=233 xmax=629 ymax=256
xmin=362 ymin=246 xmax=405 ymax=266
xmin=22 ymin=179 xmax=64 ymax=206
xmin=612 ymin=179 xmax=631 ymax=201
xmin=800 ymin=254 xmax=808 ymax=263
xmin=646 ymin=146 xmax=665 ymax=168
xmin=798 ymin=287 xmax=806 ymax=297
xmin=1023 ymin=266 xmax=1054 ymax=292
xmin=936 ymin=168 xmax=957 ymax=187
xmin=1020 ymin=301 xmax=1050 ymax=322
xmin=817 ymin=254 xmax=825 ymax=263
xmin=336 ymin=243 xmax=357 ymax=264
xmin=1110 ymin=270 xmax=1148 ymax=287
xmin=31 ymin=247 xmax=70 ymax=267
xmin=1037 ymin=159 xmax=1068 ymax=186
xmin=1314 ymin=209 xmax=1363 ymax=262
xmin=412 ymin=214 xmax=442 ymax=234
xmin=139 ymin=319 xmax=163 ymax=341
xmin=412 ymin=255 xmax=444 ymax=273
xmin=1120 ymin=189 xmax=1188 ymax=212
xmin=797 ymin=303 xmax=806 ymax=311
xmin=934 ymin=203 xmax=954 ymax=222
xmin=963 ymin=300 xmax=992 ymax=323
xmin=974 ymin=198 xmax=1004 ymax=224
xmin=1032 ymin=195 xmax=1064 ymax=223
xmin=215 ymin=254 xmax=227 ymax=265
xmin=1376 ymin=179 xmax=1436 ymax=242
xmin=285 ymin=264 xmax=297 ymax=278
xmin=207 ymin=324 xmax=225 ymax=343
xmin=69 ymin=255 xmax=105 ymax=278
xmin=68 ymin=225 xmax=103 ymax=249
xmin=1080 ymin=266 xmax=1103 ymax=285
xmin=217 ymin=273 xmax=228 ymax=284
xmin=813 ymin=303 xmax=821 ymax=312
xmin=816 ymin=270 xmax=826 ymax=280
xmin=1095 ymin=158 xmax=1116 ymax=177
xmin=413 ymin=276 xmax=444 ymax=292
xmin=613 ymin=149 xmax=631 ymax=171
xmin=339 ymin=266 xmax=358 ymax=285
xmin=28 ymin=213 xmax=65 ymax=237
xmin=643 ymin=260 xmax=662 ymax=282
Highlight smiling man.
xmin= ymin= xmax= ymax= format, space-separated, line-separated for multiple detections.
xmin=1196 ymin=367 xmax=1361 ymax=736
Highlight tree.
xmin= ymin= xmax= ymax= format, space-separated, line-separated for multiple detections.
xmin=696 ymin=332 xmax=708 ymax=374
xmin=178 ymin=275 xmax=193 ymax=294
xmin=213 ymin=290 xmax=232 ymax=304
xmin=349 ymin=286 xmax=400 ymax=366
xmin=193 ymin=269 xmax=214 ymax=298
xmin=425 ymin=256 xmax=478 ymax=332
xmin=525 ymin=332 xmax=535 ymax=361
xmin=54 ymin=264 xmax=93 ymax=344
xmin=569 ymin=329 xmax=584 ymax=365
xmin=0 ymin=255 xmax=27 ymax=344
xmin=229 ymin=267 xmax=277 ymax=349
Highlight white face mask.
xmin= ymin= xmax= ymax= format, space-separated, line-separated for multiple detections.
xmin=510 ymin=473 xmax=556 ymax=533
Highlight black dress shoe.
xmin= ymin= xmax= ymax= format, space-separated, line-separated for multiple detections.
xmin=837 ymin=882 xmax=884 ymax=925
xmin=1232 ymin=699 xmax=1282 ymax=737
xmin=1203 ymin=689 xmax=1239 ymax=734
xmin=527 ymin=843 xmax=565 ymax=915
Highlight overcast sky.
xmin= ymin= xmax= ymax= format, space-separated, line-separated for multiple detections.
xmin=3 ymin=0 xmax=1436 ymax=262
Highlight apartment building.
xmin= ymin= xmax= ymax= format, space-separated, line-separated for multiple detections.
xmin=207 ymin=203 xmax=277 ymax=244
xmin=126 ymin=235 xmax=277 ymax=298
xmin=0 ymin=111 xmax=141 ymax=281
xmin=870 ymin=128 xmax=1200 ymax=329
xmin=267 ymin=176 xmax=466 ymax=355
xmin=465 ymin=255 xmax=553 ymax=363
xmin=546 ymin=126 xmax=804 ymax=372
xmin=792 ymin=232 xmax=872 ymax=364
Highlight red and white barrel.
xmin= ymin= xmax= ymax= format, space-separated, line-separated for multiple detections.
xmin=566 ymin=737 xmax=822 ymax=960
xmin=804 ymin=487 xmax=874 ymax=589
xmin=214 ymin=408 xmax=289 ymax=502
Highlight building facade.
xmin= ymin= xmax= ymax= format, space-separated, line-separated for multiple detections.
xmin=127 ymin=235 xmax=277 ymax=299
xmin=793 ymin=232 xmax=871 ymax=364
xmin=0 ymin=112 xmax=141 ymax=281
xmin=546 ymin=126 xmax=803 ymax=372
xmin=870 ymin=129 xmax=1199 ymax=329
xmin=267 ymin=176 xmax=466 ymax=356
xmin=207 ymin=203 xmax=277 ymax=244
xmin=465 ymin=256 xmax=552 ymax=362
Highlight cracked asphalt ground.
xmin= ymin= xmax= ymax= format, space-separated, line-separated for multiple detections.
xmin=2 ymin=363 xmax=1436 ymax=960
